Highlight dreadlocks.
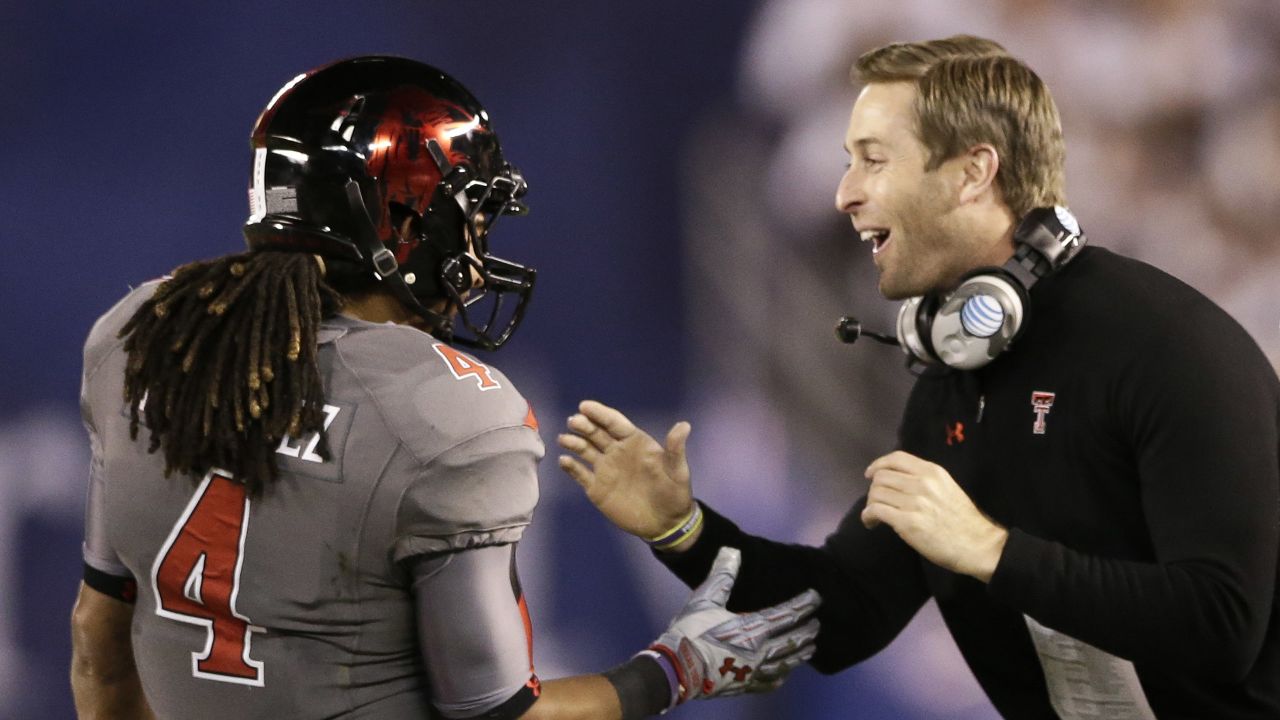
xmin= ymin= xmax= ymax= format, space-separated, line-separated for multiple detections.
xmin=119 ymin=251 xmax=343 ymax=494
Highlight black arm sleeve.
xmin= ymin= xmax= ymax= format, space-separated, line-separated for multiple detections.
xmin=82 ymin=563 xmax=138 ymax=604
xmin=988 ymin=311 xmax=1280 ymax=683
xmin=656 ymin=500 xmax=930 ymax=673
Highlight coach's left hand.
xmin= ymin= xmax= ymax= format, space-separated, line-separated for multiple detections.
xmin=862 ymin=451 xmax=1008 ymax=583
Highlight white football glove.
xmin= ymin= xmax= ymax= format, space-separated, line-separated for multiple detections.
xmin=650 ymin=546 xmax=821 ymax=703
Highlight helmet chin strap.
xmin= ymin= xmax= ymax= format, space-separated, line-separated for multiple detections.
xmin=342 ymin=180 xmax=458 ymax=338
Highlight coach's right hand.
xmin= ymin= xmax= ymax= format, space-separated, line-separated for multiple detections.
xmin=558 ymin=400 xmax=696 ymax=543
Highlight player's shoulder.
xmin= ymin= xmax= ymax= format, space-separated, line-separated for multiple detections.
xmin=325 ymin=318 xmax=537 ymax=462
xmin=84 ymin=279 xmax=163 ymax=376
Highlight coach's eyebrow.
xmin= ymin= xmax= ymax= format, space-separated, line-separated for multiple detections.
xmin=844 ymin=137 xmax=886 ymax=153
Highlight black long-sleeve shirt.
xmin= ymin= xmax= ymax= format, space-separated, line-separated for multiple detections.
xmin=660 ymin=247 xmax=1280 ymax=718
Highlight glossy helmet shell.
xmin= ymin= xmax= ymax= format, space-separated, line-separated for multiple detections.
xmin=243 ymin=56 xmax=533 ymax=348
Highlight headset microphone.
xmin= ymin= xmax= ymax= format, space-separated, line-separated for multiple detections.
xmin=835 ymin=316 xmax=900 ymax=346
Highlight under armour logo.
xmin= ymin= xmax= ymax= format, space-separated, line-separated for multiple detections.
xmin=719 ymin=657 xmax=752 ymax=682
xmin=945 ymin=421 xmax=966 ymax=446
xmin=1031 ymin=391 xmax=1056 ymax=434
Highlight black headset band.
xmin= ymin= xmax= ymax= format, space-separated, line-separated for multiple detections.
xmin=1005 ymin=245 xmax=1045 ymax=290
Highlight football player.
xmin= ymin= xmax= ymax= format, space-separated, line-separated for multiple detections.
xmin=69 ymin=56 xmax=819 ymax=720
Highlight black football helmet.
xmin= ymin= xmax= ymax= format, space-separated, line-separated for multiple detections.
xmin=243 ymin=56 xmax=535 ymax=350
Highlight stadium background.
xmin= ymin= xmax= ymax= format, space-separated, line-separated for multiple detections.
xmin=2 ymin=1 xmax=1278 ymax=717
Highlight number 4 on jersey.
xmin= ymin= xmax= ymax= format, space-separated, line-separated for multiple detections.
xmin=151 ymin=471 xmax=264 ymax=686
xmin=433 ymin=343 xmax=501 ymax=391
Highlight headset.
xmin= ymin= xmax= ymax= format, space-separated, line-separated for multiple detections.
xmin=837 ymin=206 xmax=1086 ymax=370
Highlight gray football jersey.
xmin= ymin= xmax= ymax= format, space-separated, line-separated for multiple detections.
xmin=81 ymin=282 xmax=543 ymax=719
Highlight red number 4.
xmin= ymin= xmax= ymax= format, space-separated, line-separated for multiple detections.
xmin=151 ymin=471 xmax=264 ymax=685
xmin=433 ymin=343 xmax=501 ymax=390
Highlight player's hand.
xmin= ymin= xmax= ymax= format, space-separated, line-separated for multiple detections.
xmin=652 ymin=547 xmax=820 ymax=702
xmin=862 ymin=450 xmax=1008 ymax=582
xmin=557 ymin=400 xmax=695 ymax=540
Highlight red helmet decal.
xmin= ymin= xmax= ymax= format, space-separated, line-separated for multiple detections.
xmin=366 ymin=88 xmax=481 ymax=246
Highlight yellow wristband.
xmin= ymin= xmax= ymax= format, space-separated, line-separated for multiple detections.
xmin=646 ymin=503 xmax=703 ymax=551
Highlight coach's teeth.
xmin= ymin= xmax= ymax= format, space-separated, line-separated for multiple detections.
xmin=859 ymin=229 xmax=889 ymax=243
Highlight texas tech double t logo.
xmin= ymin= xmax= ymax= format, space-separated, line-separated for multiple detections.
xmin=1031 ymin=391 xmax=1056 ymax=435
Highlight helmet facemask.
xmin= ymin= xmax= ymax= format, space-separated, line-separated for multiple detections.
xmin=391 ymin=141 xmax=535 ymax=350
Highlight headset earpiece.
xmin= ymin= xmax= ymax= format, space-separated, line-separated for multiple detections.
xmin=927 ymin=268 xmax=1029 ymax=370
xmin=897 ymin=294 xmax=941 ymax=365
xmin=892 ymin=205 xmax=1085 ymax=370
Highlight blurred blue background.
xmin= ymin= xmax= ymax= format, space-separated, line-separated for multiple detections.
xmin=4 ymin=1 xmax=1279 ymax=718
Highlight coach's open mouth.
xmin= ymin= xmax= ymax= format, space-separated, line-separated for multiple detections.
xmin=860 ymin=228 xmax=891 ymax=254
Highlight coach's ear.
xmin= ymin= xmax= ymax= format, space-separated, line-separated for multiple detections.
xmin=956 ymin=143 xmax=1000 ymax=206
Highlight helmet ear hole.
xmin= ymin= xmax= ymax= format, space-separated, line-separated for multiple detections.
xmin=387 ymin=202 xmax=424 ymax=241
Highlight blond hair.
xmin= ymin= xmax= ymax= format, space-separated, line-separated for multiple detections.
xmin=854 ymin=36 xmax=1066 ymax=216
